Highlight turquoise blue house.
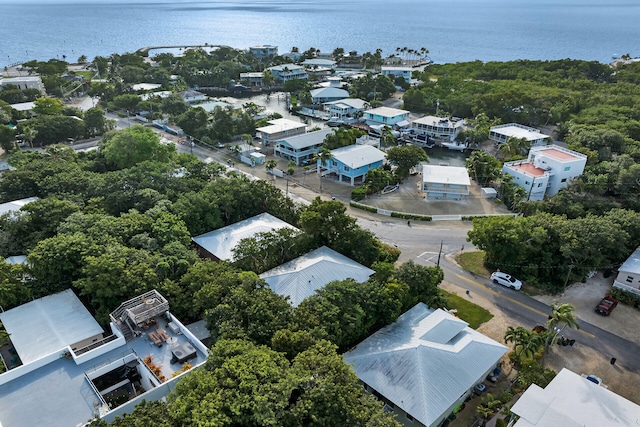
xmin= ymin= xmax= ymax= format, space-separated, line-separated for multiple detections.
xmin=319 ymin=144 xmax=386 ymax=186
xmin=363 ymin=106 xmax=410 ymax=127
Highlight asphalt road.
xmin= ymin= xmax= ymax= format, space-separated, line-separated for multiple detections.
xmin=66 ymin=126 xmax=640 ymax=373
xmin=355 ymin=219 xmax=640 ymax=373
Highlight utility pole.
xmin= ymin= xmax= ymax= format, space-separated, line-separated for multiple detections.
xmin=436 ymin=240 xmax=443 ymax=267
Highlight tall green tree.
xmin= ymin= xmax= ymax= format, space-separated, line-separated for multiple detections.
xmin=385 ymin=144 xmax=429 ymax=180
xmin=33 ymin=97 xmax=65 ymax=116
xmin=545 ymin=302 xmax=578 ymax=352
xmin=100 ymin=125 xmax=176 ymax=169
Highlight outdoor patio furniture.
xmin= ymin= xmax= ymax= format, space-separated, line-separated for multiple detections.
xmin=156 ymin=328 xmax=169 ymax=342
xmin=148 ymin=331 xmax=163 ymax=347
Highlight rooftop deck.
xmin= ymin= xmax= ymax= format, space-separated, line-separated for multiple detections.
xmin=0 ymin=315 xmax=207 ymax=427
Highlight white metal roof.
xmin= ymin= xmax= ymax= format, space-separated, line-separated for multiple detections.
xmin=268 ymin=64 xmax=304 ymax=72
xmin=511 ymin=368 xmax=640 ymax=427
xmin=0 ymin=289 xmax=103 ymax=364
xmin=412 ymin=116 xmax=466 ymax=128
xmin=309 ymin=87 xmax=349 ymax=99
xmin=490 ymin=123 xmax=549 ymax=141
xmin=192 ymin=213 xmax=299 ymax=261
xmin=302 ymin=58 xmax=337 ymax=67
xmin=619 ymin=246 xmax=640 ymax=275
xmin=256 ymin=118 xmax=306 ymax=135
xmin=324 ymin=98 xmax=369 ymax=109
xmin=9 ymin=102 xmax=35 ymax=112
xmin=365 ymin=106 xmax=409 ymax=118
xmin=196 ymin=100 xmax=240 ymax=112
xmin=259 ymin=246 xmax=374 ymax=307
xmin=279 ymin=128 xmax=333 ymax=150
xmin=344 ymin=304 xmax=507 ymax=427
xmin=132 ymin=83 xmax=162 ymax=91
xmin=0 ymin=197 xmax=38 ymax=216
xmin=422 ymin=165 xmax=471 ymax=186
xmin=330 ymin=144 xmax=386 ymax=169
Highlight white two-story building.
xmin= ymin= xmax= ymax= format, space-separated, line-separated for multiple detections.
xmin=489 ymin=123 xmax=550 ymax=147
xmin=256 ymin=118 xmax=307 ymax=146
xmin=502 ymin=145 xmax=587 ymax=201
xmin=267 ymin=64 xmax=308 ymax=83
xmin=273 ymin=128 xmax=333 ymax=165
xmin=363 ymin=107 xmax=410 ymax=127
xmin=411 ymin=116 xmax=466 ymax=141
xmin=381 ymin=66 xmax=413 ymax=82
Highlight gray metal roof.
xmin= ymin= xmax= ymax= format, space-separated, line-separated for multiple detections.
xmin=511 ymin=368 xmax=640 ymax=427
xmin=619 ymin=246 xmax=640 ymax=275
xmin=324 ymin=98 xmax=369 ymax=109
xmin=0 ymin=197 xmax=38 ymax=216
xmin=0 ymin=289 xmax=103 ymax=364
xmin=4 ymin=255 xmax=27 ymax=265
xmin=344 ymin=304 xmax=507 ymax=427
xmin=185 ymin=319 xmax=211 ymax=341
xmin=192 ymin=213 xmax=299 ymax=261
xmin=330 ymin=144 xmax=386 ymax=169
xmin=309 ymin=87 xmax=349 ymax=99
xmin=259 ymin=246 xmax=374 ymax=307
xmin=279 ymin=128 xmax=333 ymax=150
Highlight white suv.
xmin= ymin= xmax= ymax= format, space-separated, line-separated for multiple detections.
xmin=490 ymin=271 xmax=522 ymax=290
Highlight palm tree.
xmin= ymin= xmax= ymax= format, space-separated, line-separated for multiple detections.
xmin=314 ymin=147 xmax=333 ymax=192
xmin=380 ymin=125 xmax=396 ymax=149
xmin=498 ymin=136 xmax=530 ymax=160
xmin=544 ymin=302 xmax=579 ymax=353
xmin=477 ymin=393 xmax=501 ymax=426
xmin=504 ymin=326 xmax=544 ymax=359
xmin=265 ymin=159 xmax=277 ymax=174
xmin=21 ymin=126 xmax=37 ymax=148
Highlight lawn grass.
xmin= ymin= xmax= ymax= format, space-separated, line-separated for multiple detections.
xmin=443 ymin=290 xmax=493 ymax=329
xmin=455 ymin=251 xmax=491 ymax=277
xmin=75 ymin=70 xmax=94 ymax=79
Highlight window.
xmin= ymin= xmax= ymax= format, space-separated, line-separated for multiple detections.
xmin=525 ymin=181 xmax=529 ymax=185
xmin=537 ymin=183 xmax=542 ymax=187
xmin=561 ymin=178 xmax=567 ymax=183
xmin=564 ymin=166 xmax=571 ymax=171
xmin=627 ymin=276 xmax=634 ymax=283
xmin=344 ymin=166 xmax=350 ymax=171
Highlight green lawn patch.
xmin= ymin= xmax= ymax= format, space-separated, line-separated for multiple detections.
xmin=455 ymin=251 xmax=491 ymax=277
xmin=443 ymin=291 xmax=493 ymax=329
xmin=75 ymin=71 xmax=95 ymax=80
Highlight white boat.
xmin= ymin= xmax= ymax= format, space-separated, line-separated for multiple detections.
xmin=441 ymin=140 xmax=469 ymax=151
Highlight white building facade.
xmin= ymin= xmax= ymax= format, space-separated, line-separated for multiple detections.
xmin=489 ymin=123 xmax=550 ymax=147
xmin=502 ymin=145 xmax=587 ymax=201
xmin=267 ymin=64 xmax=309 ymax=83
xmin=411 ymin=116 xmax=466 ymax=141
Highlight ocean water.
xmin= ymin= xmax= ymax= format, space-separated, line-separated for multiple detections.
xmin=1 ymin=0 xmax=639 ymax=67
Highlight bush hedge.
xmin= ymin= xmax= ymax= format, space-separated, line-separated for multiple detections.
xmin=610 ymin=286 xmax=640 ymax=308
xmin=349 ymin=201 xmax=377 ymax=213
xmin=390 ymin=212 xmax=432 ymax=221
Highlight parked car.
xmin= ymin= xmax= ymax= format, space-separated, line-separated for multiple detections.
xmin=595 ymin=296 xmax=618 ymax=316
xmin=490 ymin=271 xmax=522 ymax=290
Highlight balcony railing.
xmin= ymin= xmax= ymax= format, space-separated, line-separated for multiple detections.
xmin=423 ymin=185 xmax=469 ymax=195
